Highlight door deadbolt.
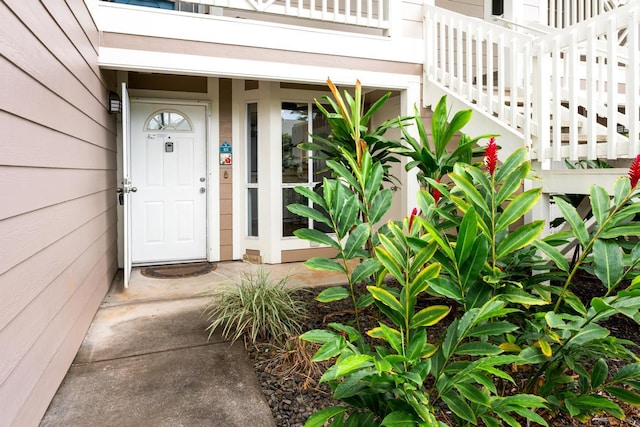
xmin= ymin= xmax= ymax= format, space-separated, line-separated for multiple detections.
xmin=199 ymin=187 xmax=206 ymax=193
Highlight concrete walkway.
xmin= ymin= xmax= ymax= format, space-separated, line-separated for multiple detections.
xmin=40 ymin=261 xmax=346 ymax=427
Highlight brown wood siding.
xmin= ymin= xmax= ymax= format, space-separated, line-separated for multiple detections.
xmin=435 ymin=0 xmax=484 ymax=18
xmin=0 ymin=1 xmax=117 ymax=424
xmin=219 ymin=79 xmax=234 ymax=260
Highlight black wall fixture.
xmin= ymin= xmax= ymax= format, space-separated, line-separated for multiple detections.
xmin=492 ymin=0 xmax=504 ymax=15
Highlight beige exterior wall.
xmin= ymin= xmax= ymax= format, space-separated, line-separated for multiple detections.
xmin=436 ymin=0 xmax=485 ymax=18
xmin=0 ymin=1 xmax=118 ymax=424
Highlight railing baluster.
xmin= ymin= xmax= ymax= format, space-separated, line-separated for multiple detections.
xmin=456 ymin=18 xmax=463 ymax=96
xmin=607 ymin=12 xmax=618 ymax=159
xmin=627 ymin=7 xmax=639 ymax=156
xmin=487 ymin=30 xmax=494 ymax=118
xmin=587 ymin=22 xmax=598 ymax=159
xmin=569 ymin=31 xmax=579 ymax=161
xmin=466 ymin=21 xmax=473 ymax=101
xmin=552 ymin=39 xmax=562 ymax=162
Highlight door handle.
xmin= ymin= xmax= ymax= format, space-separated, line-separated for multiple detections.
xmin=200 ymin=187 xmax=206 ymax=193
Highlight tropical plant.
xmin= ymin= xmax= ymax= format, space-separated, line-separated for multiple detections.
xmin=204 ymin=266 xmax=308 ymax=346
xmin=397 ymin=95 xmax=496 ymax=194
xmin=419 ymin=139 xmax=546 ymax=311
xmin=288 ymin=148 xmax=392 ymax=331
xmin=298 ymin=78 xmax=409 ymax=184
xmin=290 ymin=82 xmax=640 ymax=425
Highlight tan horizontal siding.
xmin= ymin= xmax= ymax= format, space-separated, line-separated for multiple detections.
xmin=0 ymin=0 xmax=118 ymax=424
xmin=0 ymin=57 xmax=114 ymax=150
xmin=0 ymin=112 xmax=116 ymax=169
xmin=0 ymin=167 xmax=115 ymax=220
xmin=4 ymin=0 xmax=105 ymax=95
xmin=0 ymin=190 xmax=115 ymax=275
xmin=1 ymin=4 xmax=108 ymax=125
xmin=0 ymin=223 xmax=116 ymax=387
xmin=4 ymin=244 xmax=117 ymax=425
xmin=435 ymin=0 xmax=484 ymax=18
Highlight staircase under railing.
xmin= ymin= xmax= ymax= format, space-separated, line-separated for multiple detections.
xmin=424 ymin=2 xmax=639 ymax=167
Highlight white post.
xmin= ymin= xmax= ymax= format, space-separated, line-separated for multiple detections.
xmin=401 ymin=81 xmax=421 ymax=217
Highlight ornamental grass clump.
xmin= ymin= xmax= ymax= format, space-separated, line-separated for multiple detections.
xmin=204 ymin=266 xmax=308 ymax=347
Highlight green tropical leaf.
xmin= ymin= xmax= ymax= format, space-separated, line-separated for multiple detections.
xmin=590 ymin=185 xmax=611 ymax=227
xmin=288 ymin=203 xmax=332 ymax=227
xmin=600 ymin=224 xmax=640 ymax=239
xmin=532 ymin=240 xmax=570 ymax=272
xmin=496 ymin=162 xmax=530 ymax=205
xmin=554 ymin=197 xmax=589 ymax=246
xmin=613 ymin=176 xmax=631 ymax=207
xmin=455 ymin=383 xmax=490 ymax=407
xmin=410 ymin=305 xmax=451 ymax=328
xmin=593 ymin=239 xmax=623 ymax=290
xmin=335 ymin=193 xmax=359 ymax=239
xmin=460 ymin=236 xmax=489 ymax=291
xmin=317 ymin=286 xmax=350 ymax=302
xmin=369 ymin=189 xmax=393 ymax=224
xmin=455 ymin=342 xmax=503 ymax=356
xmin=293 ymin=185 xmax=327 ymax=209
xmin=612 ymin=363 xmax=640 ymax=382
xmin=566 ymin=323 xmax=610 ymax=348
xmin=381 ymin=411 xmax=417 ymax=427
xmin=441 ymin=391 xmax=476 ymax=424
xmin=344 ymin=223 xmax=371 ymax=259
xmin=495 ymin=147 xmax=528 ymax=183
xmin=406 ymin=329 xmax=426 ymax=361
xmin=305 ymin=257 xmax=346 ymax=273
xmin=409 ymin=262 xmax=441 ymax=298
xmin=605 ymin=387 xmax=640 ymax=405
xmin=378 ymin=232 xmax=407 ymax=270
xmin=304 ymin=406 xmax=347 ymax=427
xmin=566 ymin=396 xmax=624 ymax=419
xmin=496 ymin=188 xmax=541 ymax=233
xmin=496 ymin=221 xmax=544 ymax=259
xmin=294 ymin=228 xmax=340 ymax=249
xmin=591 ymin=359 xmax=609 ymax=388
xmin=300 ymin=329 xmax=339 ymax=344
xmin=332 ymin=354 xmax=374 ymax=379
xmin=368 ymin=286 xmax=404 ymax=314
xmin=455 ymin=207 xmax=478 ymax=265
xmin=509 ymin=407 xmax=549 ymax=427
xmin=313 ymin=339 xmax=345 ymax=362
xmin=351 ymin=259 xmax=381 ymax=284
xmin=449 ymin=172 xmax=491 ymax=217
xmin=468 ymin=321 xmax=518 ymax=337
xmin=374 ymin=246 xmax=404 ymax=284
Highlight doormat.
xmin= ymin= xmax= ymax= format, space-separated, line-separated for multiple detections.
xmin=140 ymin=262 xmax=216 ymax=279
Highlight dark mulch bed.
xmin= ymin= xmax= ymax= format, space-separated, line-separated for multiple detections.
xmin=248 ymin=277 xmax=640 ymax=427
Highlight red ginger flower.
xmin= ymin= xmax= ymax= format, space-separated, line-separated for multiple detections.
xmin=629 ymin=154 xmax=640 ymax=188
xmin=432 ymin=178 xmax=441 ymax=204
xmin=484 ymin=137 xmax=498 ymax=176
xmin=408 ymin=207 xmax=420 ymax=232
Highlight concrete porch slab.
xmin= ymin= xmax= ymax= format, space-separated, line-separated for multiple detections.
xmin=40 ymin=342 xmax=275 ymax=427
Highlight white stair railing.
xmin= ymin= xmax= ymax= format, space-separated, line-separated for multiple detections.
xmin=424 ymin=3 xmax=639 ymax=164
xmin=423 ymin=6 xmax=535 ymax=143
xmin=546 ymin=0 xmax=628 ymax=28
xmin=534 ymin=2 xmax=639 ymax=162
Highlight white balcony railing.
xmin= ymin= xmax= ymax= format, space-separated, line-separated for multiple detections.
xmin=104 ymin=0 xmax=390 ymax=33
xmin=545 ymin=0 xmax=628 ymax=28
xmin=424 ymin=2 xmax=640 ymax=164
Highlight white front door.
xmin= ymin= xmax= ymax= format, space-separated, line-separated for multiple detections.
xmin=130 ymin=102 xmax=207 ymax=264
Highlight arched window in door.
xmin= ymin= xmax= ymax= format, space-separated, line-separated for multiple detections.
xmin=145 ymin=110 xmax=193 ymax=131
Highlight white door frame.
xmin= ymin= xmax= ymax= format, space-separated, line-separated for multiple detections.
xmin=126 ymin=97 xmax=219 ymax=264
